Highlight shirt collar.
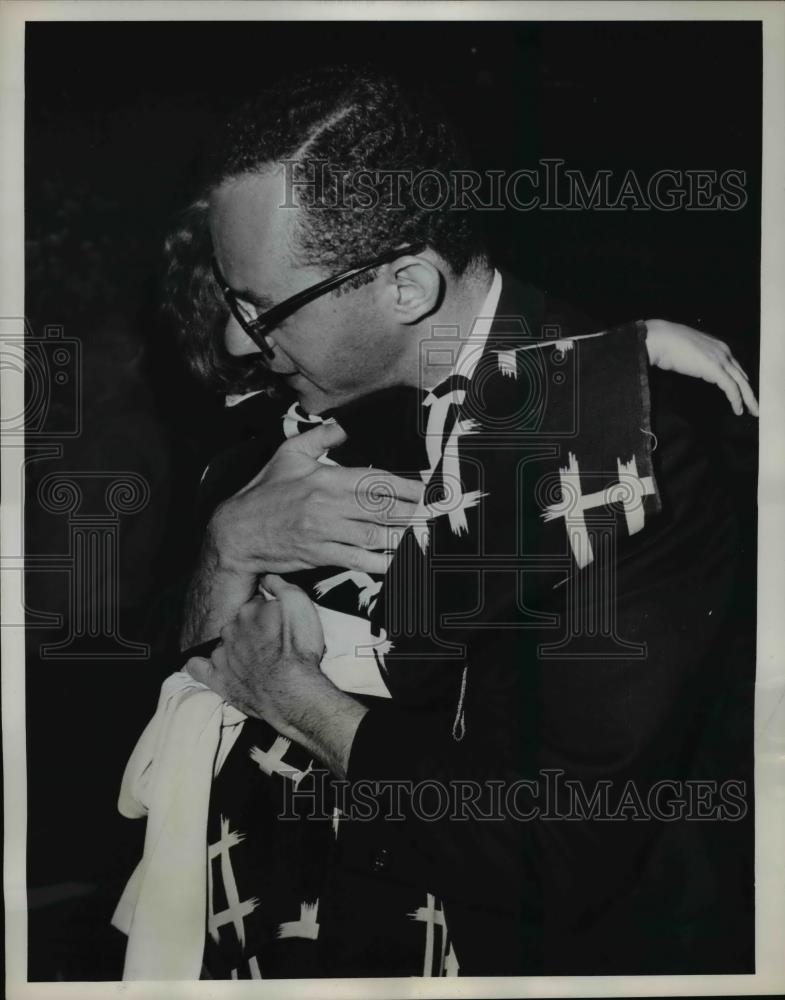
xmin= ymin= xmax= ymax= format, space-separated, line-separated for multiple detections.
xmin=424 ymin=269 xmax=503 ymax=395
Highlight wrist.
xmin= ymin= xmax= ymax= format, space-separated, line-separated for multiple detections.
xmin=205 ymin=508 xmax=263 ymax=579
xmin=280 ymin=662 xmax=368 ymax=778
xmin=643 ymin=318 xmax=660 ymax=365
xmin=179 ymin=533 xmax=258 ymax=648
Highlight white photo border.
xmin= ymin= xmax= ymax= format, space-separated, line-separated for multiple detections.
xmin=2 ymin=2 xmax=783 ymax=998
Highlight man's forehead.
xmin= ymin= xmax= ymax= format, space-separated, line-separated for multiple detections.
xmin=209 ymin=170 xmax=297 ymax=284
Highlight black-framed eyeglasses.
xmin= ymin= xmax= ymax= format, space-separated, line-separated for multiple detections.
xmin=211 ymin=242 xmax=426 ymax=360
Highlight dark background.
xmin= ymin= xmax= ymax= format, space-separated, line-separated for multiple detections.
xmin=23 ymin=20 xmax=760 ymax=980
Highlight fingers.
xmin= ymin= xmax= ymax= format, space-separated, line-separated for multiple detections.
xmin=321 ymin=467 xmax=425 ymax=506
xmin=185 ymin=653 xmax=213 ymax=686
xmin=378 ymin=496 xmax=425 ymax=524
xmin=710 ymin=357 xmax=758 ymax=417
xmin=260 ymin=573 xmax=319 ymax=617
xmin=729 ymin=355 xmax=749 ymax=381
xmin=697 ymin=336 xmax=758 ymax=418
xmin=259 ymin=572 xmax=299 ymax=599
xmin=357 ymin=472 xmax=425 ymax=506
xmin=712 ymin=368 xmax=745 ymax=416
xmin=707 ymin=339 xmax=757 ymax=416
xmin=259 ymin=574 xmax=325 ymax=658
xmin=319 ymin=495 xmax=421 ymax=532
xmin=317 ymin=542 xmax=394 ymax=576
xmin=726 ymin=359 xmax=759 ymax=416
xmin=284 ymin=420 xmax=348 ymax=458
xmin=231 ymin=595 xmax=285 ymax=648
xmin=711 ymin=338 xmax=748 ymax=382
xmin=186 ymin=652 xmax=229 ymax=703
xmin=329 ymin=518 xmax=407 ymax=553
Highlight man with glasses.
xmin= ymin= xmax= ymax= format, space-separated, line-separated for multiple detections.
xmin=113 ymin=67 xmax=757 ymax=979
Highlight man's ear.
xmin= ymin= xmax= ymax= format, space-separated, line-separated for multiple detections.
xmin=387 ymin=255 xmax=444 ymax=323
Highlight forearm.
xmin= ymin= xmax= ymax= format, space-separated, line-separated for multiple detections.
xmin=274 ymin=668 xmax=368 ymax=779
xmin=179 ymin=532 xmax=257 ymax=649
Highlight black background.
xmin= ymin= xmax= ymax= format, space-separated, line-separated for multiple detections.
xmin=23 ymin=19 xmax=760 ymax=980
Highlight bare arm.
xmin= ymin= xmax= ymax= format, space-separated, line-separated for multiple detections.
xmin=179 ymin=531 xmax=257 ymax=648
xmin=179 ymin=421 xmax=423 ymax=651
xmin=645 ymin=318 xmax=758 ymax=415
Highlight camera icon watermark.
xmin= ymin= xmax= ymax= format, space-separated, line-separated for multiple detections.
xmin=2 ymin=317 xmax=150 ymax=657
xmin=0 ymin=317 xmax=82 ymax=440
xmin=419 ymin=318 xmax=580 ymax=443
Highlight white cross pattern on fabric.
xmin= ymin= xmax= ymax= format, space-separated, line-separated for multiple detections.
xmin=281 ymin=403 xmax=338 ymax=465
xmin=331 ymin=806 xmax=342 ymax=838
xmin=408 ymin=892 xmax=451 ymax=977
xmin=421 ymin=386 xmax=467 ymax=481
xmin=230 ymin=955 xmax=262 ymax=979
xmin=313 ymin=570 xmax=382 ymax=611
xmin=412 ymin=379 xmax=486 ymax=551
xmin=371 ymin=636 xmax=394 ymax=672
xmin=541 ymin=452 xmax=656 ymax=568
xmin=277 ymin=900 xmax=320 ymax=940
xmin=440 ymin=417 xmax=483 ymax=537
xmin=495 ymin=329 xmax=609 ymax=378
xmin=249 ymin=737 xmax=313 ymax=790
xmin=407 ymin=411 xmax=486 ymax=554
xmin=410 ymin=483 xmax=487 ymax=554
xmin=282 ymin=402 xmax=325 ymax=439
xmin=496 ymin=347 xmax=520 ymax=378
xmin=207 ymin=816 xmax=259 ymax=948
xmin=444 ymin=942 xmax=460 ymax=976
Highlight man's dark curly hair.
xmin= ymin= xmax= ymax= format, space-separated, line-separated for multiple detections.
xmin=164 ymin=66 xmax=488 ymax=395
